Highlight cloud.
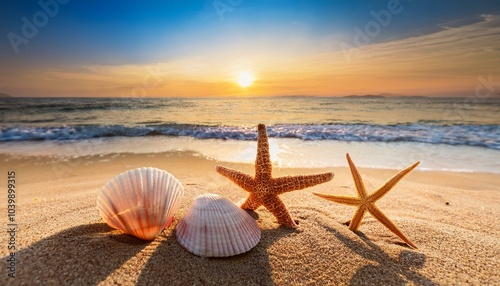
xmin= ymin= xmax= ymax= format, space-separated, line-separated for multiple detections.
xmin=295 ymin=14 xmax=500 ymax=95
xmin=3 ymin=14 xmax=499 ymax=97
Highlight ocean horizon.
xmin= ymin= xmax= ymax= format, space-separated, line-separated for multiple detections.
xmin=1 ymin=96 xmax=499 ymax=174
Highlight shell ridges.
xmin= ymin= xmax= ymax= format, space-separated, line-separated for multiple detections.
xmin=176 ymin=193 xmax=261 ymax=257
xmin=96 ymin=167 xmax=184 ymax=240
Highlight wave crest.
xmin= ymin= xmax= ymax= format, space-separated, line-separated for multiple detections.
xmin=1 ymin=123 xmax=498 ymax=150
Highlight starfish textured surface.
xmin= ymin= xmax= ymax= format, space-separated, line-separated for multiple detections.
xmin=314 ymin=153 xmax=419 ymax=248
xmin=216 ymin=124 xmax=334 ymax=228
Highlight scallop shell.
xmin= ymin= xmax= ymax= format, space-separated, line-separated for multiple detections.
xmin=176 ymin=193 xmax=261 ymax=257
xmin=96 ymin=167 xmax=184 ymax=240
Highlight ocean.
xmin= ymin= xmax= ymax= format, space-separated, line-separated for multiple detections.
xmin=1 ymin=96 xmax=499 ymax=173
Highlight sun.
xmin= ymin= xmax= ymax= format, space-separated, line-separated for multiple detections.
xmin=237 ymin=71 xmax=254 ymax=88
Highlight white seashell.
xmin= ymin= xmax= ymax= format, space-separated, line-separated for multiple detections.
xmin=96 ymin=167 xmax=184 ymax=240
xmin=176 ymin=193 xmax=261 ymax=257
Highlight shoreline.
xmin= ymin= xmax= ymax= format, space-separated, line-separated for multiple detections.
xmin=2 ymin=151 xmax=500 ymax=192
xmin=0 ymin=151 xmax=499 ymax=284
xmin=1 ymin=136 xmax=499 ymax=174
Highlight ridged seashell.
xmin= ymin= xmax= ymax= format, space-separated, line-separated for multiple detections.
xmin=97 ymin=167 xmax=184 ymax=240
xmin=176 ymin=193 xmax=261 ymax=257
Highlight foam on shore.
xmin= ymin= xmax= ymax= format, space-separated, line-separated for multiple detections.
xmin=1 ymin=136 xmax=499 ymax=173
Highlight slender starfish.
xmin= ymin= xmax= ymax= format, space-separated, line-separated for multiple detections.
xmin=216 ymin=124 xmax=334 ymax=228
xmin=314 ymin=153 xmax=419 ymax=248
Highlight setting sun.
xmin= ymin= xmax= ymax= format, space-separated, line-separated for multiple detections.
xmin=237 ymin=71 xmax=254 ymax=88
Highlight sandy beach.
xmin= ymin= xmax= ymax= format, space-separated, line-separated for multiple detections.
xmin=3 ymin=0 xmax=500 ymax=284
xmin=0 ymin=152 xmax=500 ymax=285
xmin=0 ymin=151 xmax=498 ymax=285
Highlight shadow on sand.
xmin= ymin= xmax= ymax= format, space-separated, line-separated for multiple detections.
xmin=136 ymin=225 xmax=298 ymax=285
xmin=322 ymin=225 xmax=438 ymax=286
xmin=0 ymin=221 xmax=297 ymax=285
xmin=1 ymin=212 xmax=435 ymax=285
xmin=0 ymin=223 xmax=150 ymax=285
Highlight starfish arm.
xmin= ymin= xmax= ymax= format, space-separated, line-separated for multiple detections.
xmin=255 ymin=124 xmax=273 ymax=181
xmin=349 ymin=205 xmax=367 ymax=231
xmin=346 ymin=153 xmax=368 ymax=199
xmin=215 ymin=165 xmax=255 ymax=192
xmin=261 ymin=195 xmax=297 ymax=228
xmin=367 ymin=204 xmax=418 ymax=249
xmin=370 ymin=161 xmax=420 ymax=202
xmin=274 ymin=172 xmax=334 ymax=194
xmin=312 ymin=192 xmax=362 ymax=206
xmin=241 ymin=193 xmax=262 ymax=210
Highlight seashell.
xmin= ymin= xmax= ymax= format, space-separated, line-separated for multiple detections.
xmin=176 ymin=193 xmax=261 ymax=257
xmin=96 ymin=167 xmax=184 ymax=240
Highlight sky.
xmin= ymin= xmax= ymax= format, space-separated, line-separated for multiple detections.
xmin=0 ymin=0 xmax=499 ymax=97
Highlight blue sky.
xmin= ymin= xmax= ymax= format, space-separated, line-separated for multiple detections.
xmin=1 ymin=0 xmax=499 ymax=97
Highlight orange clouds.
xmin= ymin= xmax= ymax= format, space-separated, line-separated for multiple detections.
xmin=2 ymin=15 xmax=499 ymax=97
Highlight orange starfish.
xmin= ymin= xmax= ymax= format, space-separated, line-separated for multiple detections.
xmin=216 ymin=124 xmax=334 ymax=228
xmin=314 ymin=153 xmax=419 ymax=248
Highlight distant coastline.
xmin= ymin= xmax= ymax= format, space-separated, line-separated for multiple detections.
xmin=343 ymin=95 xmax=386 ymax=99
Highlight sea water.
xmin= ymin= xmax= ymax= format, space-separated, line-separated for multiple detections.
xmin=1 ymin=96 xmax=499 ymax=173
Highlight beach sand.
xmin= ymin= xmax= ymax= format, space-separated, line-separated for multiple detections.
xmin=0 ymin=152 xmax=498 ymax=285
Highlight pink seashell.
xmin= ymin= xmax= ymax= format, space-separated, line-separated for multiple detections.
xmin=176 ymin=193 xmax=261 ymax=257
xmin=97 ymin=167 xmax=183 ymax=240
